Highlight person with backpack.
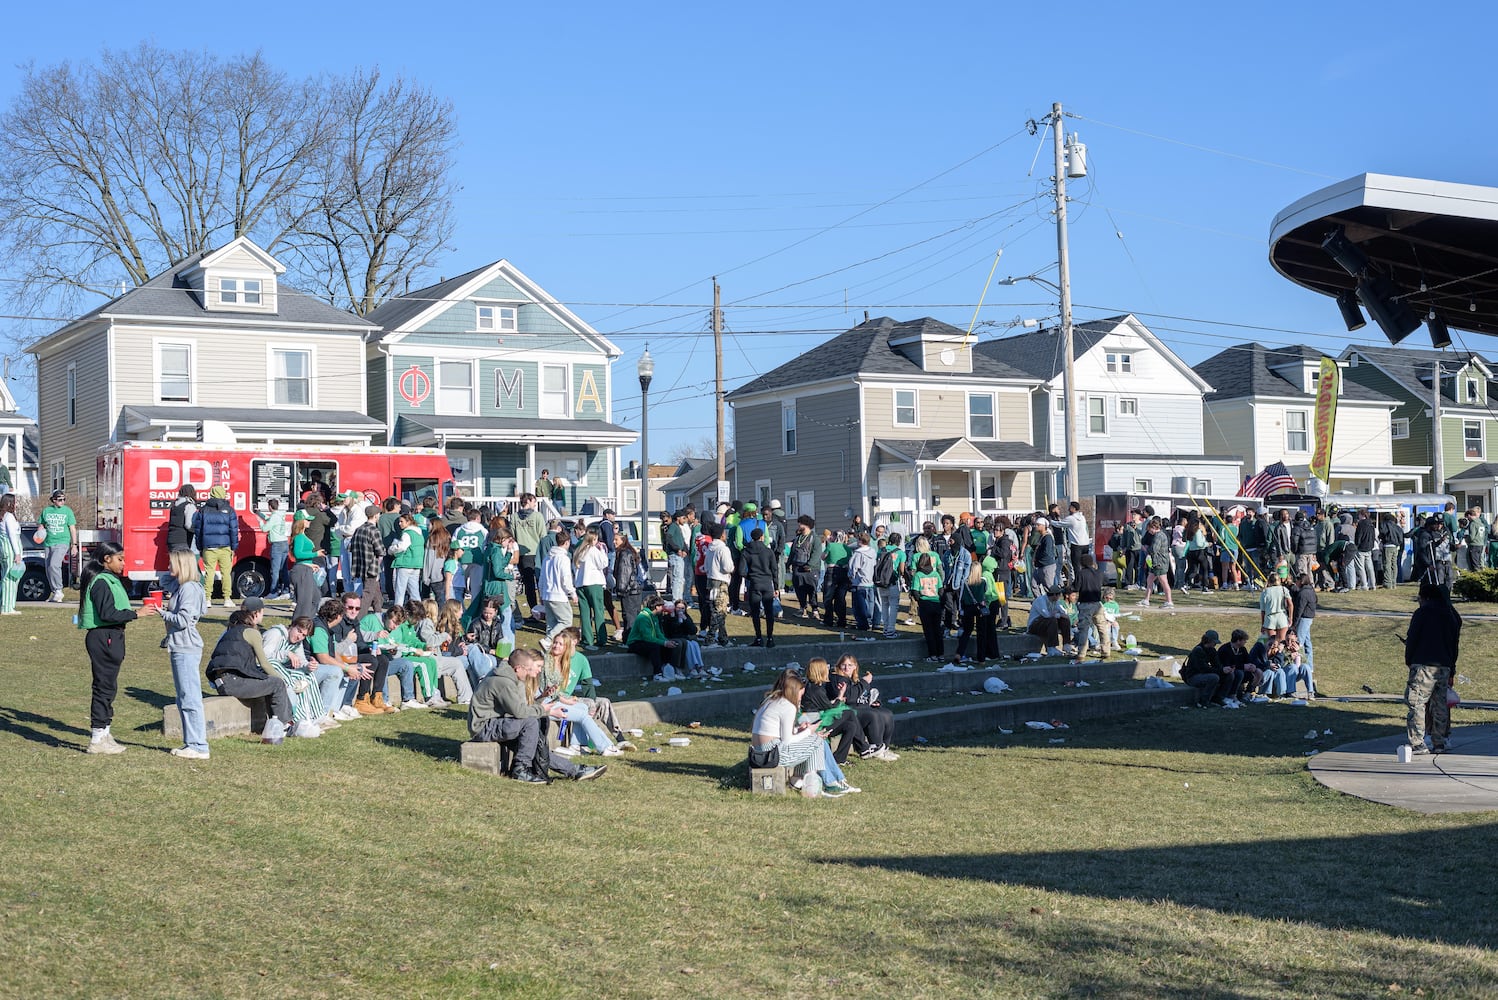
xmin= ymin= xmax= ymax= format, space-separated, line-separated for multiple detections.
xmin=193 ymin=485 xmax=240 ymax=608
xmin=165 ymin=484 xmax=198 ymax=553
xmin=874 ymin=532 xmax=904 ymax=640
xmin=847 ymin=533 xmax=876 ymax=631
xmin=788 ymin=515 xmax=823 ymax=618
xmin=1379 ymin=511 xmax=1405 ymax=588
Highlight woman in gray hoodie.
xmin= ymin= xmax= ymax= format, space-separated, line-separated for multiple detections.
xmin=160 ymin=548 xmax=209 ymax=759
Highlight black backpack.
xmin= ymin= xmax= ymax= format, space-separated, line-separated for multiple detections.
xmin=874 ymin=548 xmax=897 ymax=588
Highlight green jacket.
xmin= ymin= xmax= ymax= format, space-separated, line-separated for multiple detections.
xmin=627 ymin=608 xmax=667 ymax=645
xmin=391 ymin=526 xmax=425 ymax=570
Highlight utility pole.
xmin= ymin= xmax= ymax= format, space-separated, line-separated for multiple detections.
xmin=1051 ymin=102 xmax=1079 ymax=502
xmin=1432 ymin=358 xmax=1444 ymax=493
xmin=714 ymin=278 xmax=726 ymax=490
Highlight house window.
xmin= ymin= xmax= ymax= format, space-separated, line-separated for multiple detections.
xmin=1134 ymin=479 xmax=1152 ymax=493
xmin=1466 ymin=378 xmax=1482 ymax=404
xmin=540 ymin=365 xmax=570 ymax=418
xmin=476 ymin=304 xmax=518 ymax=332
xmin=968 ymin=393 xmax=994 ymax=439
xmin=782 ymin=401 xmax=797 ymax=454
xmin=1197 ymin=480 xmax=1213 ymax=495
xmin=50 ymin=460 xmax=64 ymax=493
xmin=1054 ymin=393 xmax=1065 ymax=412
xmin=158 ymin=343 xmax=193 ymax=402
xmin=1285 ymin=409 xmax=1309 ymax=452
xmin=1391 ymin=417 xmax=1410 ymax=440
xmin=1087 ymin=396 xmax=1107 ymax=435
xmin=272 ymin=349 xmax=311 ymax=406
xmin=1118 ymin=397 xmax=1138 ymax=416
xmin=67 ymin=364 xmax=76 ymax=426
xmin=1465 ymin=420 xmax=1484 ymax=460
xmin=438 ymin=360 xmax=476 ymax=414
xmin=1106 ymin=352 xmax=1133 ymax=373
xmin=894 ymin=389 xmax=917 ymax=426
xmin=220 ymin=277 xmax=261 ymax=305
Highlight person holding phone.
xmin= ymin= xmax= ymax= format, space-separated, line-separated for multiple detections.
xmin=749 ymin=668 xmax=857 ymax=796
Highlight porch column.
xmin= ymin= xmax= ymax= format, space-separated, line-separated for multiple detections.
xmin=969 ymin=468 xmax=980 ymax=512
xmin=526 ymin=443 xmax=536 ymax=498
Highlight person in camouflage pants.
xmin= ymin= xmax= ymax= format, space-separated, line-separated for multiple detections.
xmin=1404 ymin=581 xmax=1461 ymax=754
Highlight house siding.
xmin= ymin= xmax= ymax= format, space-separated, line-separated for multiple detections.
xmin=863 ymin=384 xmax=1030 ymax=440
xmin=36 ymin=328 xmax=111 ymax=504
xmin=1343 ymin=360 xmax=1429 ymax=467
xmin=367 ymin=351 xmax=388 ymax=437
xmin=1444 ymin=414 xmax=1494 ymax=479
xmin=1204 ymin=399 xmax=1257 ymax=472
xmin=1056 ymin=391 xmax=1203 ymax=458
xmin=734 ymin=388 xmax=861 ymax=521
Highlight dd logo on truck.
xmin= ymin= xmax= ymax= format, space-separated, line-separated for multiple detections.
xmin=148 ymin=459 xmax=214 ymax=510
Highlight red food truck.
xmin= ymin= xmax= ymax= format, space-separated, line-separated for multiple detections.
xmin=95 ymin=441 xmax=454 ymax=597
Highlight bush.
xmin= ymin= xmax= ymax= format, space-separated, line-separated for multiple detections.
xmin=1452 ymin=568 xmax=1498 ymax=602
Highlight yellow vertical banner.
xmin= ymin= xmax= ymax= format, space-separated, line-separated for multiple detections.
xmin=1309 ymin=356 xmax=1339 ymax=484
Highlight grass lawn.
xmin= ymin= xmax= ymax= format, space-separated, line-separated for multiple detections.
xmin=3 ymin=596 xmax=1497 ymax=999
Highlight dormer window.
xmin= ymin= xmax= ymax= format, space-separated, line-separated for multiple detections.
xmin=1105 ymin=352 xmax=1132 ymax=374
xmin=1466 ymin=377 xmax=1482 ymax=404
xmin=1309 ymin=368 xmax=1320 ymax=393
xmin=477 ymin=304 xmax=517 ymax=332
xmin=220 ymin=277 xmax=261 ymax=306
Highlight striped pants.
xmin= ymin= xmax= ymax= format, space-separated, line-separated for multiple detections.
xmin=272 ymin=664 xmax=327 ymax=724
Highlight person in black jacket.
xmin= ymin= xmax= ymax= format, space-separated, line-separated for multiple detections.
xmin=1179 ymin=630 xmax=1223 ymax=706
xmin=1378 ymin=512 xmax=1405 ymax=589
xmin=801 ymin=657 xmax=871 ymax=765
xmin=830 ymin=654 xmax=899 ymax=760
xmin=165 ymin=484 xmax=198 ymax=553
xmin=79 ymin=541 xmax=158 ymax=753
xmin=741 ymin=527 xmax=779 ymax=648
xmin=205 ymin=599 xmax=295 ymax=743
xmin=1405 ymin=581 xmax=1461 ymax=754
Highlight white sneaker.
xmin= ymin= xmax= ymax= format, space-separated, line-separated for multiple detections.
xmin=552 ymin=745 xmax=578 ymax=757
xmin=87 ymin=738 xmax=126 ymax=755
xmin=426 ymin=695 xmax=449 ymax=708
xmin=601 ymin=746 xmax=624 ymax=756
xmin=317 ymin=714 xmax=341 ymax=730
xmin=876 ymin=747 xmax=900 ymax=762
xmin=335 ymin=705 xmax=361 ymax=721
xmin=222 ymin=600 xmax=237 ymax=609
xmin=401 ymin=698 xmax=427 ymax=710
xmin=170 ymin=746 xmax=210 ymax=760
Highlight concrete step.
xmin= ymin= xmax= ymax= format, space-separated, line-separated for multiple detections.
xmin=610 ymin=657 xmax=1169 ymax=731
xmin=576 ymin=630 xmax=1044 ymax=682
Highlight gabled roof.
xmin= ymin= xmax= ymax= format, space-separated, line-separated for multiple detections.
xmin=875 ymin=437 xmax=1059 ymax=466
xmin=1194 ymin=343 xmax=1395 ymax=404
xmin=976 ymin=313 xmax=1214 ymax=392
xmin=28 ymin=244 xmax=376 ymax=354
xmin=366 ymin=258 xmax=621 ymax=358
xmin=1445 ymin=461 xmax=1498 ymax=482
xmin=666 ymin=453 xmax=735 ymax=496
xmin=122 ymin=405 xmax=381 ymax=430
xmin=728 ymin=317 xmax=1030 ymax=399
xmin=1339 ymin=344 xmax=1496 ymax=405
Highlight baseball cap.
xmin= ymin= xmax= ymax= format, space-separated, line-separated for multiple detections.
xmin=768 ymin=499 xmax=782 ymax=510
xmin=241 ymin=596 xmax=265 ymax=613
xmin=50 ymin=490 xmax=65 ymax=501
xmin=742 ymin=501 xmax=758 ymax=512
xmin=716 ymin=503 xmax=730 ymax=515
xmin=1202 ymin=629 xmax=1220 ymax=644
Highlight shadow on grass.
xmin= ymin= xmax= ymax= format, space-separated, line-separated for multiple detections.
xmin=0 ymin=703 xmax=88 ymax=747
xmin=125 ymin=684 xmax=174 ymax=710
xmin=629 ymin=755 xmax=741 ymax=787
xmin=828 ymin=821 xmax=1498 ymax=949
xmin=374 ymin=731 xmax=464 ymax=761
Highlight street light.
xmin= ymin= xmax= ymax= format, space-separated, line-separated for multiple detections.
xmin=637 ymin=346 xmax=654 ymax=577
xmin=1000 ymin=268 xmax=1075 ymax=502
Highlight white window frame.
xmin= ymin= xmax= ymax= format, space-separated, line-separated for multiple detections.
xmin=1134 ymin=478 xmax=1152 ymax=493
xmin=540 ymin=364 xmax=571 ymax=419
xmin=1118 ymin=397 xmax=1138 ymax=416
xmin=1464 ymin=419 xmax=1485 ymax=460
xmin=1106 ymin=352 xmax=1133 ymax=374
xmin=476 ymin=303 xmax=518 ymax=333
xmin=1285 ymin=409 xmax=1309 ymax=453
xmin=893 ymin=388 xmax=918 ymax=427
xmin=447 ymin=448 xmax=483 ymax=496
xmin=1197 ymin=480 xmax=1213 ymax=495
xmin=436 ymin=359 xmax=478 ymax=416
xmin=267 ymin=345 xmax=315 ymax=408
xmin=1466 ymin=377 xmax=1482 ymax=404
xmin=1054 ymin=392 xmax=1065 ymax=412
xmin=219 ymin=276 xmax=263 ymax=306
xmin=67 ymin=363 xmax=77 ymax=426
xmin=155 ymin=340 xmax=196 ymax=405
xmin=782 ymin=401 xmax=797 ymax=455
xmin=967 ymin=392 xmax=995 ymax=440
xmin=50 ymin=460 xmax=65 ymax=493
xmin=1086 ymin=395 xmax=1108 ymax=436
xmin=754 ymin=478 xmax=773 ymax=512
xmin=1391 ymin=417 xmax=1410 ymax=440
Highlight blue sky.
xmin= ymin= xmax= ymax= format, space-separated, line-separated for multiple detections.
xmin=3 ymin=3 xmax=1496 ymax=462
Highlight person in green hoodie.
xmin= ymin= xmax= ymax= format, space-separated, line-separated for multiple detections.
xmin=79 ymin=541 xmax=158 ymax=753
xmin=627 ymin=595 xmax=684 ymax=680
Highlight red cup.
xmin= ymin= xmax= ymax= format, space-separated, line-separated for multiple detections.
xmin=143 ymin=590 xmax=164 ymax=609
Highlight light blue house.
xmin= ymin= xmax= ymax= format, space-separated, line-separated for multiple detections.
xmin=366 ymin=260 xmax=636 ymax=509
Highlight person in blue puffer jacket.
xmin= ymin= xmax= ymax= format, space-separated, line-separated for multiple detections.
xmin=193 ymin=485 xmax=241 ymax=608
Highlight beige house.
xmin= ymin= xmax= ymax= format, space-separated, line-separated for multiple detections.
xmin=28 ymin=237 xmax=381 ymax=505
xmin=727 ymin=316 xmax=1058 ymax=530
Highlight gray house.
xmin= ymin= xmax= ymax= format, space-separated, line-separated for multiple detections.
xmin=727 ymin=316 xmax=1058 ymax=529
xmin=27 ymin=236 xmax=382 ymax=505
xmin=978 ymin=314 xmax=1240 ymax=498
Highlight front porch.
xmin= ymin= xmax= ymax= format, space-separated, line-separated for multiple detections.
xmin=873 ymin=438 xmax=1061 ymax=530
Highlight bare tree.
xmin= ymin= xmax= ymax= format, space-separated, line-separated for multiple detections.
xmin=667 ymin=435 xmax=720 ymax=465
xmin=0 ymin=44 xmax=325 ymax=315
xmin=286 ymin=69 xmax=457 ymax=316
xmin=0 ymin=46 xmax=457 ymax=336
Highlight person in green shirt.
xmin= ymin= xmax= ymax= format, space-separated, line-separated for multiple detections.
xmin=821 ymin=532 xmax=851 ymax=628
xmin=40 ymin=489 xmax=77 ymax=602
xmin=911 ymin=552 xmax=944 ymax=660
xmin=626 ymin=595 xmax=684 ymax=680
xmin=876 ymin=533 xmax=907 ymax=639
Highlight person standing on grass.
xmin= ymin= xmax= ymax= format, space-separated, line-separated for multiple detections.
xmin=40 ymin=489 xmax=77 ymax=603
xmin=1405 ymin=581 xmax=1461 ymax=755
xmin=1138 ymin=516 xmax=1174 ymax=610
xmin=704 ymin=522 xmax=733 ymax=646
xmin=258 ymin=498 xmax=291 ymax=598
xmin=79 ymin=541 xmax=158 ymax=754
xmin=193 ymin=486 xmax=240 ymax=608
xmin=572 ymin=530 xmax=609 ymax=650
xmin=742 ymin=527 xmax=780 ymax=648
xmin=159 ymin=548 xmax=209 ymax=759
xmin=911 ymin=552 xmax=945 ymax=661
xmin=789 ymin=515 xmax=823 ymax=619
xmin=0 ymin=493 xmax=22 ymax=615
xmin=1260 ymin=572 xmax=1292 ymax=643
xmin=1292 ymin=572 xmax=1317 ymax=684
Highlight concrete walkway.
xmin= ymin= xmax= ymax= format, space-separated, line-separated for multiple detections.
xmin=1308 ymin=723 xmax=1498 ymax=814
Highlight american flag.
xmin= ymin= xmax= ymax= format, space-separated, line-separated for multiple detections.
xmin=1238 ymin=461 xmax=1298 ymax=498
